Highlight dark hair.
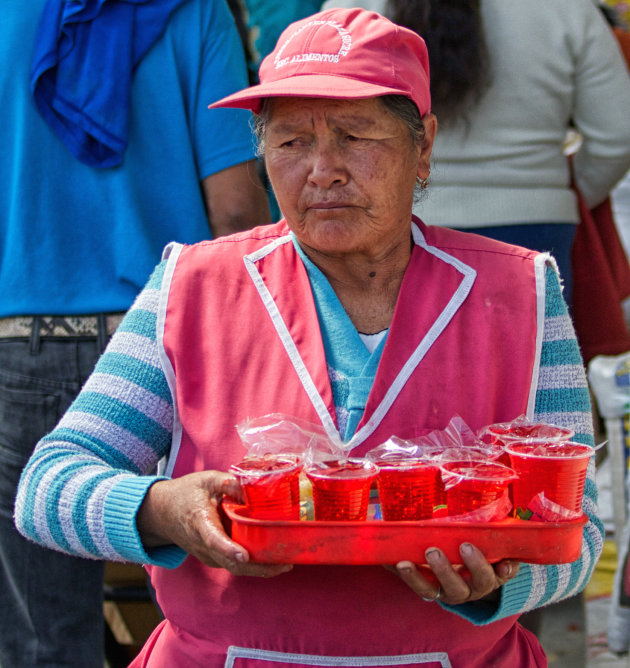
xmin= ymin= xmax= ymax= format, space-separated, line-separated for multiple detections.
xmin=379 ymin=95 xmax=426 ymax=146
xmin=387 ymin=0 xmax=491 ymax=125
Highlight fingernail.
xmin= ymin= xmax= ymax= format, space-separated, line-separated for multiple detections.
xmin=460 ymin=543 xmax=473 ymax=557
xmin=504 ymin=562 xmax=512 ymax=577
xmin=426 ymin=549 xmax=440 ymax=565
xmin=397 ymin=561 xmax=413 ymax=574
xmin=234 ymin=552 xmax=246 ymax=562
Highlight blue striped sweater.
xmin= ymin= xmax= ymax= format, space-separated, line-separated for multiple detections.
xmin=14 ymin=259 xmax=602 ymax=625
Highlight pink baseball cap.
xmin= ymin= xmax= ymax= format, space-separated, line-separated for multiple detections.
xmin=209 ymin=8 xmax=431 ymax=116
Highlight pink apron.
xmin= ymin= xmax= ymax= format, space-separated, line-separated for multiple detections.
xmin=135 ymin=220 xmax=549 ymax=667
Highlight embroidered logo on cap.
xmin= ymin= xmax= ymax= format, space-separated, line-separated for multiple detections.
xmin=274 ymin=19 xmax=352 ymax=69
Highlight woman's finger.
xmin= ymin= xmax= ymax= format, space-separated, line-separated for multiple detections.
xmin=395 ymin=554 xmax=470 ymax=605
xmin=193 ymin=497 xmax=293 ymax=577
xmin=494 ymin=558 xmax=520 ymax=582
xmin=456 ymin=543 xmax=500 ymax=597
xmin=424 ymin=547 xmax=473 ymax=603
xmin=395 ymin=543 xmax=519 ymax=606
xmin=395 ymin=560 xmax=444 ymax=601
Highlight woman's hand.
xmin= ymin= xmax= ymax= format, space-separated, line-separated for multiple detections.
xmin=393 ymin=543 xmax=519 ymax=606
xmin=137 ymin=471 xmax=292 ymax=578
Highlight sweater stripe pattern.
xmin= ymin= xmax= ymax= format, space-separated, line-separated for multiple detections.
xmin=14 ymin=263 xmax=602 ymax=623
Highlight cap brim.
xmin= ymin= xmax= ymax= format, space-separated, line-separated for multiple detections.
xmin=208 ymin=74 xmax=413 ymax=114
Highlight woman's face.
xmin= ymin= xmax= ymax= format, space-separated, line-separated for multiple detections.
xmin=264 ymin=97 xmax=436 ymax=259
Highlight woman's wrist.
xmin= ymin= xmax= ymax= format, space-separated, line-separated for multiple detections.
xmin=136 ymin=480 xmax=173 ymax=547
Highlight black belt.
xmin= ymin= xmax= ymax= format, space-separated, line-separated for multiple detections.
xmin=0 ymin=314 xmax=125 ymax=353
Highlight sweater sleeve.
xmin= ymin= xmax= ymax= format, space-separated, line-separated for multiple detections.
xmin=444 ymin=263 xmax=603 ymax=625
xmin=572 ymin=0 xmax=630 ymax=208
xmin=13 ymin=260 xmax=185 ymax=568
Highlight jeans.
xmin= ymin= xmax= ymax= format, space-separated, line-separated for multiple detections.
xmin=0 ymin=338 xmax=105 ymax=668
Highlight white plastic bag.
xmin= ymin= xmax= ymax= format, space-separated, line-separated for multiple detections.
xmin=588 ymin=352 xmax=630 ymax=418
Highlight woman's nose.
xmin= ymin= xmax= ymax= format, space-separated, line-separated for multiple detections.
xmin=306 ymin=140 xmax=349 ymax=189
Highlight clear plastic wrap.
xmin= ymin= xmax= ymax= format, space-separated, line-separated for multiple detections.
xmin=231 ymin=414 xmax=343 ymax=520
xmin=517 ymin=492 xmax=584 ymax=522
xmin=235 ymin=412 xmax=342 ymax=461
xmin=478 ymin=414 xmax=575 ymax=446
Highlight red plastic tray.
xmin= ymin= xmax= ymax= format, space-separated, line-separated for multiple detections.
xmin=223 ymin=501 xmax=587 ymax=565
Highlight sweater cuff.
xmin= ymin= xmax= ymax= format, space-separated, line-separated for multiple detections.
xmin=104 ymin=475 xmax=186 ymax=568
xmin=439 ymin=563 xmax=534 ymax=625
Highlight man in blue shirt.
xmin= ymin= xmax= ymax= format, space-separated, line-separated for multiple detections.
xmin=0 ymin=1 xmax=269 ymax=665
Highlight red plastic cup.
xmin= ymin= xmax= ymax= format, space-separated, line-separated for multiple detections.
xmin=305 ymin=458 xmax=379 ymax=521
xmin=505 ymin=441 xmax=594 ymax=515
xmin=229 ymin=456 xmax=302 ymax=520
xmin=375 ymin=457 xmax=441 ymax=521
xmin=441 ymin=461 xmax=516 ymax=517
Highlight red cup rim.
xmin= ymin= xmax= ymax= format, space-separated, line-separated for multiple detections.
xmin=485 ymin=423 xmax=574 ymax=442
xmin=305 ymin=458 xmax=379 ymax=480
xmin=441 ymin=461 xmax=517 ymax=482
xmin=439 ymin=445 xmax=505 ymax=462
xmin=229 ymin=456 xmax=302 ymax=479
xmin=374 ymin=456 xmax=437 ymax=471
xmin=504 ymin=441 xmax=594 ymax=460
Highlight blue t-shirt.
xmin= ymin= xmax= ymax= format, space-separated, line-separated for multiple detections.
xmin=0 ymin=0 xmax=257 ymax=316
xmin=242 ymin=0 xmax=323 ymax=67
xmin=293 ymin=237 xmax=388 ymax=441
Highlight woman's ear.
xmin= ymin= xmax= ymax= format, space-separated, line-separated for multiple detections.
xmin=417 ymin=113 xmax=437 ymax=179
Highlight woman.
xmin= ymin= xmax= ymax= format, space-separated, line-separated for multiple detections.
xmin=321 ymin=0 xmax=630 ymax=308
xmin=15 ymin=8 xmax=600 ymax=666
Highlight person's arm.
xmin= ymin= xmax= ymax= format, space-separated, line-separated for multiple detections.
xmin=192 ymin=0 xmax=271 ymax=237
xmin=439 ymin=264 xmax=603 ymax=624
xmin=13 ymin=262 xmax=182 ymax=566
xmin=572 ymin=0 xmax=630 ymax=208
xmin=392 ymin=264 xmax=602 ymax=621
xmin=14 ymin=253 xmax=288 ymax=576
xmin=202 ymin=159 xmax=271 ymax=237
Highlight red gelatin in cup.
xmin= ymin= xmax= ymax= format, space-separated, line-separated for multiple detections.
xmin=375 ymin=458 xmax=441 ymax=520
xmin=229 ymin=456 xmax=302 ymax=520
xmin=305 ymin=458 xmax=379 ymax=521
xmin=442 ymin=461 xmax=516 ymax=517
xmin=505 ymin=441 xmax=593 ymax=515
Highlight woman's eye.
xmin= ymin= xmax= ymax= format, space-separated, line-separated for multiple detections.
xmin=345 ymin=134 xmax=371 ymax=144
xmin=280 ymin=137 xmax=306 ymax=148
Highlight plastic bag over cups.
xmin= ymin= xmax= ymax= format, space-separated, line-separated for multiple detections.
xmin=478 ymin=414 xmax=575 ymax=446
xmin=230 ymin=414 xmax=344 ymax=520
xmin=235 ymin=413 xmax=343 ymax=462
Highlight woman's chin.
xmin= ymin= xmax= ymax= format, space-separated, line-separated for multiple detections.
xmin=294 ymin=218 xmax=370 ymax=254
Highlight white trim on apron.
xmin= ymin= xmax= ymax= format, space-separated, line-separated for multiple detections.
xmin=527 ymin=253 xmax=555 ymax=420
xmin=243 ymin=234 xmax=340 ymax=443
xmin=225 ymin=646 xmax=453 ymax=668
xmin=156 ymin=242 xmax=185 ymax=477
xmin=243 ymin=223 xmax=477 ymax=452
